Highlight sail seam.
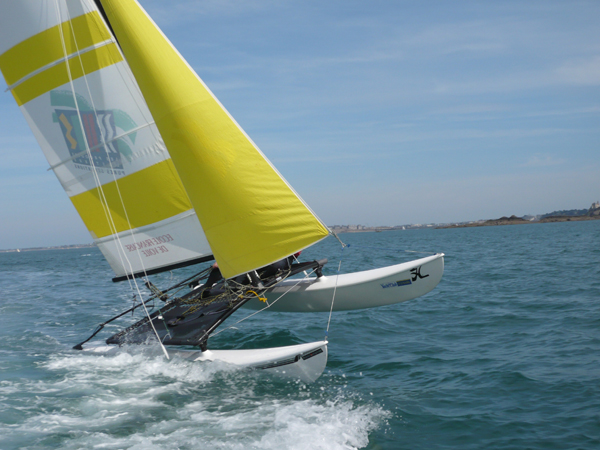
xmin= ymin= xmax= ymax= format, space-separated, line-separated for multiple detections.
xmin=4 ymin=39 xmax=115 ymax=92
xmin=94 ymin=209 xmax=197 ymax=244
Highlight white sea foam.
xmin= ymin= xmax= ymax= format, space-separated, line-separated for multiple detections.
xmin=1 ymin=349 xmax=390 ymax=450
xmin=7 ymin=397 xmax=388 ymax=450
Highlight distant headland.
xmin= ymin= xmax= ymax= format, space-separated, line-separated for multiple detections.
xmin=331 ymin=201 xmax=600 ymax=233
xmin=2 ymin=202 xmax=599 ymax=252
xmin=436 ymin=201 xmax=600 ymax=229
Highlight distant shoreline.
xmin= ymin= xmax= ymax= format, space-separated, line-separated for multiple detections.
xmin=436 ymin=215 xmax=600 ymax=229
xmin=2 ymin=213 xmax=598 ymax=252
xmin=0 ymin=244 xmax=95 ymax=254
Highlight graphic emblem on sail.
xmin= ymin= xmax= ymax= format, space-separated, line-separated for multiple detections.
xmin=52 ymin=89 xmax=134 ymax=172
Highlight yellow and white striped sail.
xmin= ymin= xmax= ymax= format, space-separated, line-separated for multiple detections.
xmin=99 ymin=0 xmax=330 ymax=279
xmin=0 ymin=0 xmax=212 ymax=279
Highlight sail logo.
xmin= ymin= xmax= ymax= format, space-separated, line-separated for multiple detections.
xmin=55 ymin=109 xmax=124 ymax=170
xmin=50 ymin=90 xmax=135 ymax=174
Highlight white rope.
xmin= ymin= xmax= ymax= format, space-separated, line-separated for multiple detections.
xmin=54 ymin=1 xmax=135 ymax=293
xmin=55 ymin=1 xmax=168 ymax=358
xmin=323 ymin=234 xmax=348 ymax=339
xmin=69 ymin=6 xmax=169 ymax=358
xmin=332 ymin=231 xmax=347 ymax=248
xmin=67 ymin=3 xmax=150 ymax=284
xmin=325 ymin=260 xmax=341 ymax=339
xmin=210 ymin=269 xmax=317 ymax=338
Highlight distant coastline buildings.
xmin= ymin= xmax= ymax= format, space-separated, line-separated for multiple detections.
xmin=2 ymin=201 xmax=598 ymax=251
xmin=331 ymin=200 xmax=600 ymax=233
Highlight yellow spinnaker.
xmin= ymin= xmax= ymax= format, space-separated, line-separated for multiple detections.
xmin=100 ymin=0 xmax=329 ymax=278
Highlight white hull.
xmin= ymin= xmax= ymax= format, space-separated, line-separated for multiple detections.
xmin=81 ymin=341 xmax=328 ymax=383
xmin=245 ymin=253 xmax=444 ymax=312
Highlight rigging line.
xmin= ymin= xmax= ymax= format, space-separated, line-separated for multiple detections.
xmin=210 ymin=269 xmax=318 ymax=338
xmin=54 ymin=0 xmax=137 ymax=297
xmin=72 ymin=45 xmax=146 ymax=281
xmin=71 ymin=2 xmax=169 ymax=288
xmin=69 ymin=3 xmax=149 ymax=284
xmin=53 ymin=1 xmax=121 ymax=267
xmin=55 ymin=1 xmax=133 ymax=293
xmin=55 ymin=1 xmax=167 ymax=358
xmin=64 ymin=2 xmax=169 ymax=357
xmin=55 ymin=9 xmax=142 ymax=316
xmin=326 ymin=259 xmax=342 ymax=339
xmin=79 ymin=4 xmax=176 ymax=285
xmin=332 ymin=231 xmax=347 ymax=248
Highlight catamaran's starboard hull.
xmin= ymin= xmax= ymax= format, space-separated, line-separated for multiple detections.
xmin=81 ymin=341 xmax=328 ymax=383
xmin=244 ymin=253 xmax=444 ymax=312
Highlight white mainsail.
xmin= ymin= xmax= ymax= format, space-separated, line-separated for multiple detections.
xmin=0 ymin=0 xmax=212 ymax=280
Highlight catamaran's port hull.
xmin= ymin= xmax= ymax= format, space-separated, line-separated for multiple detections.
xmin=244 ymin=253 xmax=444 ymax=312
xmin=81 ymin=341 xmax=328 ymax=383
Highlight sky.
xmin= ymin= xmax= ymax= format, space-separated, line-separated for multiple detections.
xmin=0 ymin=0 xmax=599 ymax=249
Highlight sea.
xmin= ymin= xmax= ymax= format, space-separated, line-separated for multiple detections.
xmin=1 ymin=220 xmax=599 ymax=450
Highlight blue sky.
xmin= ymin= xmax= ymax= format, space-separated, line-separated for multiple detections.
xmin=1 ymin=0 xmax=599 ymax=249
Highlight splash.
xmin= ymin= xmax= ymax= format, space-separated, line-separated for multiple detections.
xmin=1 ymin=349 xmax=389 ymax=450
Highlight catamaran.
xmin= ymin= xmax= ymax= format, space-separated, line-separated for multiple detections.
xmin=0 ymin=0 xmax=443 ymax=383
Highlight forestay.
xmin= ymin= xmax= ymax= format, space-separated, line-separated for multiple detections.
xmin=0 ymin=0 xmax=212 ymax=280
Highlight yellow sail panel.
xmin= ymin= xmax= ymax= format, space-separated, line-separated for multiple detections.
xmin=0 ymin=10 xmax=112 ymax=86
xmin=11 ymin=43 xmax=122 ymax=106
xmin=100 ymin=0 xmax=329 ymax=279
xmin=70 ymin=159 xmax=192 ymax=238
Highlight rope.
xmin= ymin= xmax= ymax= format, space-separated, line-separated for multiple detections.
xmin=332 ymin=231 xmax=347 ymax=248
xmin=325 ymin=260 xmax=342 ymax=340
xmin=246 ymin=290 xmax=267 ymax=302
xmin=209 ymin=268 xmax=317 ymax=338
xmin=55 ymin=2 xmax=168 ymax=358
xmin=66 ymin=4 xmax=148 ymax=284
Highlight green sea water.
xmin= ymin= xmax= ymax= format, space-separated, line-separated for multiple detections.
xmin=1 ymin=220 xmax=599 ymax=449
